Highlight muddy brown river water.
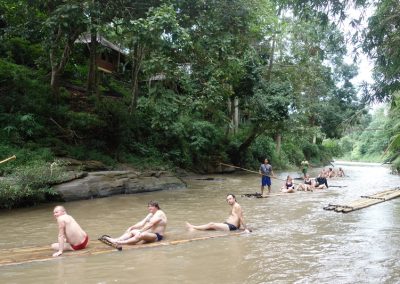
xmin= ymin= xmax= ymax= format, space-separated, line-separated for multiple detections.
xmin=0 ymin=162 xmax=399 ymax=283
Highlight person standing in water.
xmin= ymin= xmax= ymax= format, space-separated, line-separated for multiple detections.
xmin=259 ymin=158 xmax=276 ymax=195
xmin=301 ymin=160 xmax=309 ymax=178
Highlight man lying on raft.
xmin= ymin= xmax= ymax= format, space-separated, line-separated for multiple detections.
xmin=186 ymin=194 xmax=251 ymax=233
xmin=52 ymin=205 xmax=89 ymax=257
xmin=101 ymin=201 xmax=167 ymax=249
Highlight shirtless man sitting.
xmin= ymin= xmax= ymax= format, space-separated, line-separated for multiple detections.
xmin=52 ymin=205 xmax=89 ymax=257
xmin=104 ymin=201 xmax=167 ymax=248
xmin=327 ymin=167 xmax=336 ymax=178
xmin=337 ymin=167 xmax=346 ymax=177
xmin=186 ymin=194 xmax=251 ymax=233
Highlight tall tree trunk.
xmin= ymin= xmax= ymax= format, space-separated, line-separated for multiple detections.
xmin=234 ymin=96 xmax=239 ymax=133
xmin=87 ymin=32 xmax=98 ymax=97
xmin=309 ymin=115 xmax=317 ymax=144
xmin=266 ymin=34 xmax=276 ymax=81
xmin=227 ymin=97 xmax=232 ymax=135
xmin=49 ymin=38 xmax=73 ymax=102
xmin=275 ymin=133 xmax=281 ymax=154
xmin=49 ymin=27 xmax=81 ymax=102
xmin=129 ymin=43 xmax=145 ymax=113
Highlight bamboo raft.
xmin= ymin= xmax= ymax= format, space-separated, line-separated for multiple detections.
xmin=323 ymin=188 xmax=400 ymax=213
xmin=0 ymin=231 xmax=244 ymax=267
xmin=242 ymin=192 xmax=294 ymax=198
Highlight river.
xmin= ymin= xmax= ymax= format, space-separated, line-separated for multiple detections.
xmin=0 ymin=162 xmax=399 ymax=283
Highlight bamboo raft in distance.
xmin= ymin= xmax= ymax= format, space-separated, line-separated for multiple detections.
xmin=0 ymin=231 xmax=244 ymax=267
xmin=324 ymin=188 xmax=400 ymax=213
xmin=242 ymin=192 xmax=292 ymax=198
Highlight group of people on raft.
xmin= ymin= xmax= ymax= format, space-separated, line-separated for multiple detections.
xmin=259 ymin=158 xmax=345 ymax=195
xmin=50 ymin=158 xmax=344 ymax=257
xmin=283 ymin=165 xmax=345 ymax=193
xmin=51 ymin=193 xmax=251 ymax=257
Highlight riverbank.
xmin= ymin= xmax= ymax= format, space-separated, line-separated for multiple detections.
xmin=53 ymin=169 xmax=187 ymax=201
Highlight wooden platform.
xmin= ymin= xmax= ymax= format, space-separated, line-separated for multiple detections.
xmin=242 ymin=192 xmax=295 ymax=198
xmin=323 ymin=188 xmax=400 ymax=213
xmin=0 ymin=232 xmax=243 ymax=267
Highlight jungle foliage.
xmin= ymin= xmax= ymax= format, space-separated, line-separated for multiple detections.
xmin=1 ymin=0 xmax=397 ymax=207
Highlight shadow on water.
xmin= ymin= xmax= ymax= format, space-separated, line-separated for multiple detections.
xmin=0 ymin=162 xmax=399 ymax=283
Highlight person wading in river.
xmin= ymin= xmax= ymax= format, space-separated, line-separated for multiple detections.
xmin=186 ymin=194 xmax=251 ymax=233
xmin=51 ymin=205 xmax=89 ymax=257
xmin=102 ymin=201 xmax=167 ymax=249
xmin=259 ymin=158 xmax=276 ymax=195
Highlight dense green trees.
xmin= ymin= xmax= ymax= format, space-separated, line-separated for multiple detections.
xmin=3 ymin=0 xmax=392 ymax=208
xmin=350 ymin=0 xmax=400 ymax=172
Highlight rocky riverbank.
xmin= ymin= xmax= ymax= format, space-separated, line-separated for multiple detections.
xmin=50 ymin=159 xmax=187 ymax=201
xmin=53 ymin=170 xmax=186 ymax=201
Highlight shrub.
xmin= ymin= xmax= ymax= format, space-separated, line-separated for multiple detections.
xmin=0 ymin=160 xmax=66 ymax=209
xmin=282 ymin=142 xmax=305 ymax=165
xmin=302 ymin=142 xmax=320 ymax=160
xmin=322 ymin=139 xmax=343 ymax=157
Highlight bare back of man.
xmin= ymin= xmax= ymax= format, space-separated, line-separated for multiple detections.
xmin=186 ymin=194 xmax=250 ymax=232
xmin=52 ymin=206 xmax=88 ymax=257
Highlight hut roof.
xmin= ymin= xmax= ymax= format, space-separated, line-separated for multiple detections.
xmin=75 ymin=33 xmax=128 ymax=55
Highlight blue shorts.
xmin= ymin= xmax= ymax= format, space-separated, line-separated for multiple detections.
xmin=155 ymin=233 xmax=163 ymax=241
xmin=262 ymin=176 xmax=271 ymax=186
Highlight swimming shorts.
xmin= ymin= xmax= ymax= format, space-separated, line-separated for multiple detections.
xmin=286 ymin=182 xmax=293 ymax=188
xmin=71 ymin=234 xmax=89 ymax=250
xmin=155 ymin=233 xmax=163 ymax=241
xmin=261 ymin=176 xmax=271 ymax=186
xmin=224 ymin=222 xmax=239 ymax=231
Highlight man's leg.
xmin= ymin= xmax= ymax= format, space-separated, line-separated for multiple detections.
xmin=106 ymin=229 xmax=139 ymax=242
xmin=116 ymin=231 xmax=161 ymax=245
xmin=186 ymin=222 xmax=230 ymax=231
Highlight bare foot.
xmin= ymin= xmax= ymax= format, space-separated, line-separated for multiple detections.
xmin=114 ymin=241 xmax=123 ymax=250
xmin=105 ymin=236 xmax=118 ymax=243
xmin=186 ymin=222 xmax=195 ymax=231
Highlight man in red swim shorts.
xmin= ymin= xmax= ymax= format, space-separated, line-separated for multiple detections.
xmin=51 ymin=205 xmax=89 ymax=257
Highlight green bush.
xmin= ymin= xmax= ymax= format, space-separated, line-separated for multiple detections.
xmin=322 ymin=138 xmax=343 ymax=157
xmin=302 ymin=142 xmax=320 ymax=160
xmin=339 ymin=136 xmax=354 ymax=154
xmin=0 ymin=160 xmax=66 ymax=209
xmin=249 ymin=135 xmax=278 ymax=167
xmin=1 ymin=37 xmax=43 ymax=67
xmin=282 ymin=142 xmax=305 ymax=166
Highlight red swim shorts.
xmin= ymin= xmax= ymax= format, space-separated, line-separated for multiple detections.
xmin=71 ymin=235 xmax=89 ymax=250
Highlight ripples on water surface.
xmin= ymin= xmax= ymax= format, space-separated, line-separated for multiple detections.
xmin=0 ymin=162 xmax=399 ymax=283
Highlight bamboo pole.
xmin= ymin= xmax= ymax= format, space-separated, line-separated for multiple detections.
xmin=0 ymin=155 xmax=16 ymax=165
xmin=219 ymin=162 xmax=302 ymax=185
